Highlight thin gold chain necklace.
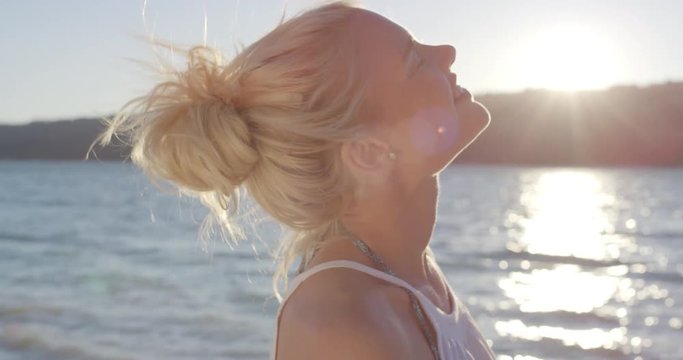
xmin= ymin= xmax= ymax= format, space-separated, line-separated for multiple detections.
xmin=352 ymin=238 xmax=441 ymax=360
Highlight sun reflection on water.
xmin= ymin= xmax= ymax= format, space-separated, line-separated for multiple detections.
xmin=495 ymin=319 xmax=628 ymax=350
xmin=498 ymin=264 xmax=633 ymax=313
xmin=507 ymin=171 xmax=625 ymax=261
xmin=497 ymin=170 xmax=641 ymax=356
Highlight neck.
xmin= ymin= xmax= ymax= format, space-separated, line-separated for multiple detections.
xmin=342 ymin=174 xmax=439 ymax=286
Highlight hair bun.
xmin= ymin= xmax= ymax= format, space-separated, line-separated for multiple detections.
xmin=95 ymin=45 xmax=260 ymax=203
xmin=184 ymin=46 xmax=241 ymax=109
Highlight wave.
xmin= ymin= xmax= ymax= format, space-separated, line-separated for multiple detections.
xmin=493 ymin=308 xmax=622 ymax=328
xmin=480 ymin=249 xmax=682 ymax=284
xmin=630 ymin=269 xmax=683 ymax=284
xmin=0 ymin=231 xmax=39 ymax=242
xmin=0 ymin=323 xmax=138 ymax=360
xmin=614 ymin=230 xmax=683 ymax=241
xmin=0 ymin=303 xmax=65 ymax=320
xmin=496 ymin=334 xmax=632 ymax=360
xmin=487 ymin=249 xmax=625 ymax=268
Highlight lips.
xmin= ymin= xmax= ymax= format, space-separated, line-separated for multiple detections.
xmin=448 ymin=73 xmax=472 ymax=102
xmin=454 ymin=85 xmax=472 ymax=102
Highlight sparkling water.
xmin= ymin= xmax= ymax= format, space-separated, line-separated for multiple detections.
xmin=1 ymin=161 xmax=681 ymax=359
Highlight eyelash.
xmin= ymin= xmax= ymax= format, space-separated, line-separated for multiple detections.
xmin=412 ymin=51 xmax=424 ymax=74
xmin=417 ymin=55 xmax=425 ymax=69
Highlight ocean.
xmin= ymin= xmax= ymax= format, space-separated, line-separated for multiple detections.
xmin=1 ymin=161 xmax=681 ymax=360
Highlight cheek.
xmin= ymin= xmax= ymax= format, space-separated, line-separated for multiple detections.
xmin=407 ymin=107 xmax=460 ymax=157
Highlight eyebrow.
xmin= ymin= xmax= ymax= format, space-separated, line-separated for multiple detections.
xmin=401 ymin=35 xmax=415 ymax=76
xmin=402 ymin=36 xmax=414 ymax=63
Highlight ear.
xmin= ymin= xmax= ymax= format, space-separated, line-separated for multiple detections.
xmin=340 ymin=136 xmax=392 ymax=173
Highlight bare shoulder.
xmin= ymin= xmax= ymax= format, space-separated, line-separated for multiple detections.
xmin=275 ymin=268 xmax=413 ymax=360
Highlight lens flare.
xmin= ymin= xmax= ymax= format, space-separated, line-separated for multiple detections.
xmin=408 ymin=107 xmax=459 ymax=156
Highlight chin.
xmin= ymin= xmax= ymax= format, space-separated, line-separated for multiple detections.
xmin=436 ymin=100 xmax=490 ymax=169
xmin=453 ymin=99 xmax=490 ymax=141
xmin=466 ymin=99 xmax=491 ymax=130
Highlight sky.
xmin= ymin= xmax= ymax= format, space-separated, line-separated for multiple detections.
xmin=1 ymin=0 xmax=682 ymax=124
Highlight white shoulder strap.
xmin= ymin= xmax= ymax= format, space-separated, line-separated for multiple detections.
xmin=284 ymin=260 xmax=423 ymax=297
xmin=271 ymin=260 xmax=422 ymax=359
xmin=271 ymin=259 xmax=446 ymax=360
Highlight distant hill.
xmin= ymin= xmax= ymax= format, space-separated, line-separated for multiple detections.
xmin=0 ymin=118 xmax=128 ymax=161
xmin=466 ymin=82 xmax=683 ymax=166
xmin=1 ymin=82 xmax=682 ymax=166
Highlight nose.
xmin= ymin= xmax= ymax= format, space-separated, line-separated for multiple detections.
xmin=439 ymin=44 xmax=456 ymax=69
xmin=427 ymin=44 xmax=456 ymax=71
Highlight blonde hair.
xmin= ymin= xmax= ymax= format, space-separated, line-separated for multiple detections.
xmin=89 ymin=1 xmax=367 ymax=301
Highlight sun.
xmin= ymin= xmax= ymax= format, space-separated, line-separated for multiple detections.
xmin=514 ymin=23 xmax=622 ymax=91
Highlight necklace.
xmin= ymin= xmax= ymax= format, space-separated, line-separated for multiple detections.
xmin=352 ymin=238 xmax=441 ymax=360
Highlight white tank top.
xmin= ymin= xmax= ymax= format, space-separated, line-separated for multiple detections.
xmin=269 ymin=260 xmax=496 ymax=360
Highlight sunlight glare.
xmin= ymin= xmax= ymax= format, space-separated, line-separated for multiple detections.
xmin=500 ymin=169 xmax=636 ymax=319
xmin=498 ymin=265 xmax=633 ymax=313
xmin=510 ymin=171 xmax=621 ymax=261
xmin=515 ymin=24 xmax=622 ymax=91
xmin=496 ymin=170 xmax=641 ymax=353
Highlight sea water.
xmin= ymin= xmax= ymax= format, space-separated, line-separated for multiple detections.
xmin=1 ymin=161 xmax=681 ymax=360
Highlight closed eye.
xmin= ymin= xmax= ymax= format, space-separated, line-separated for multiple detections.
xmin=416 ymin=53 xmax=425 ymax=69
xmin=410 ymin=48 xmax=425 ymax=75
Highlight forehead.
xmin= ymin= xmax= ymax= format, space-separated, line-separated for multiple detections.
xmin=346 ymin=9 xmax=411 ymax=72
xmin=348 ymin=9 xmax=409 ymax=42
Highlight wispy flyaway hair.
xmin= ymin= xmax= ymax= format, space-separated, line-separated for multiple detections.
xmin=89 ymin=1 xmax=367 ymax=301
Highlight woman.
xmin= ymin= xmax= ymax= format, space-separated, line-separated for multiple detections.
xmin=93 ymin=2 xmax=495 ymax=359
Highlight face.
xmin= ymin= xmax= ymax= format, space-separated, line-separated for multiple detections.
xmin=347 ymin=10 xmax=490 ymax=178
